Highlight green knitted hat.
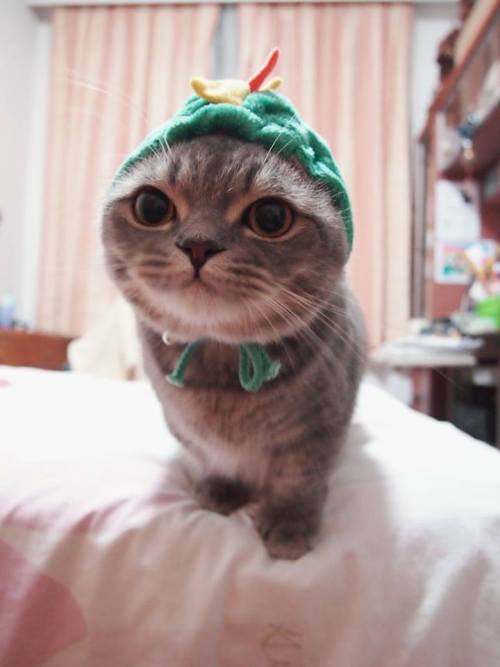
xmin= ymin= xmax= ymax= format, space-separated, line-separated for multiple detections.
xmin=115 ymin=48 xmax=353 ymax=249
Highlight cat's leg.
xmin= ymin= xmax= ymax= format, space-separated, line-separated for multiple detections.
xmin=195 ymin=475 xmax=253 ymax=516
xmin=254 ymin=463 xmax=329 ymax=560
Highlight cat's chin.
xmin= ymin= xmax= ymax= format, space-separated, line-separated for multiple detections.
xmin=134 ymin=279 xmax=291 ymax=345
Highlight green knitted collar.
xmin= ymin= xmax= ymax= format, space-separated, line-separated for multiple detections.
xmin=166 ymin=339 xmax=281 ymax=393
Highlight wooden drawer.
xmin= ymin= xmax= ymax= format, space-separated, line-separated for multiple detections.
xmin=0 ymin=329 xmax=73 ymax=371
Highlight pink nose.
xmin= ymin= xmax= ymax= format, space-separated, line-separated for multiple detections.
xmin=176 ymin=238 xmax=225 ymax=270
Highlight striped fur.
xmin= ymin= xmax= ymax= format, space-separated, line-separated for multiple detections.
xmin=102 ymin=135 xmax=366 ymax=559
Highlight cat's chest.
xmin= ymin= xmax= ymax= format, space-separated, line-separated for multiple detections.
xmin=139 ymin=326 xmax=315 ymax=481
xmin=144 ymin=338 xmax=292 ymax=465
xmin=159 ymin=369 xmax=273 ymax=446
xmin=157 ymin=372 xmax=284 ymax=482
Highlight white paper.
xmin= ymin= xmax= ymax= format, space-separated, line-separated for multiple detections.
xmin=434 ymin=180 xmax=481 ymax=284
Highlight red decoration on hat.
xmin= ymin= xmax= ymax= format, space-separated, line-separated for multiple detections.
xmin=248 ymin=47 xmax=280 ymax=92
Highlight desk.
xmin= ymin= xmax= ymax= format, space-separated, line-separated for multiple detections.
xmin=373 ymin=345 xmax=476 ymax=369
xmin=373 ymin=338 xmax=500 ymax=447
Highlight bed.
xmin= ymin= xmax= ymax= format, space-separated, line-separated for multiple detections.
xmin=1 ymin=365 xmax=500 ymax=667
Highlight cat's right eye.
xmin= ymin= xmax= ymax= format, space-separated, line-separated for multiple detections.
xmin=132 ymin=188 xmax=175 ymax=228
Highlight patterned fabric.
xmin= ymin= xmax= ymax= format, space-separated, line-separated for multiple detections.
xmin=1 ymin=366 xmax=500 ymax=665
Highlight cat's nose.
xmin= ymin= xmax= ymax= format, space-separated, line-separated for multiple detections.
xmin=176 ymin=237 xmax=226 ymax=270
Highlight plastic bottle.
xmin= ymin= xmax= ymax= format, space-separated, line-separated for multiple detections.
xmin=0 ymin=294 xmax=15 ymax=328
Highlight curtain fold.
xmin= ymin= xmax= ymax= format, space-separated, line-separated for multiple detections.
xmin=239 ymin=3 xmax=413 ymax=347
xmin=37 ymin=5 xmax=219 ymax=335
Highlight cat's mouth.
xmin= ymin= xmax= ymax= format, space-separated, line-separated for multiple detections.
xmin=182 ymin=266 xmax=225 ymax=294
xmin=135 ymin=276 xmax=312 ymax=345
xmin=184 ymin=273 xmax=211 ymax=291
xmin=173 ymin=272 xmax=211 ymax=296
xmin=136 ymin=270 xmax=260 ymax=342
xmin=135 ymin=262 xmax=314 ymax=344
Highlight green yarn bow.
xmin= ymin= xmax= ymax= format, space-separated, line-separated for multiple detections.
xmin=166 ymin=341 xmax=281 ymax=393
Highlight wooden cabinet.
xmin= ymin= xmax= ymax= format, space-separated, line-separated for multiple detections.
xmin=0 ymin=329 xmax=73 ymax=371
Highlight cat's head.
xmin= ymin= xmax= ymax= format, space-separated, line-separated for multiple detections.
xmin=102 ymin=134 xmax=349 ymax=344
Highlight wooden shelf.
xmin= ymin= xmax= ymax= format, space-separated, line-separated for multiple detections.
xmin=484 ymin=190 xmax=500 ymax=206
xmin=419 ymin=2 xmax=499 ymax=142
xmin=440 ymin=101 xmax=500 ymax=180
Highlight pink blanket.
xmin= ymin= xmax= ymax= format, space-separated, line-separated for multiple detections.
xmin=1 ymin=366 xmax=500 ymax=666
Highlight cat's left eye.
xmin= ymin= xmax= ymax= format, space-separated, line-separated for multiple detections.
xmin=133 ymin=188 xmax=175 ymax=228
xmin=244 ymin=198 xmax=294 ymax=239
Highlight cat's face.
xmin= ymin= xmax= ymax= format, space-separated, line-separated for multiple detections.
xmin=102 ymin=135 xmax=348 ymax=344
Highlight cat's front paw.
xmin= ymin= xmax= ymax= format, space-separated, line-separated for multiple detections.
xmin=254 ymin=510 xmax=313 ymax=560
xmin=195 ymin=475 xmax=252 ymax=516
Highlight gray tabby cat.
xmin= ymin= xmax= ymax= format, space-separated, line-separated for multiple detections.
xmin=102 ymin=135 xmax=366 ymax=560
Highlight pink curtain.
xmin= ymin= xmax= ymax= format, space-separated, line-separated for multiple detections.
xmin=239 ymin=4 xmax=413 ymax=347
xmin=37 ymin=5 xmax=219 ymax=335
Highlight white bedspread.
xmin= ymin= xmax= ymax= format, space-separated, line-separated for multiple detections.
xmin=0 ymin=366 xmax=499 ymax=667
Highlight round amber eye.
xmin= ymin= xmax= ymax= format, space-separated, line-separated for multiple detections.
xmin=246 ymin=198 xmax=294 ymax=238
xmin=133 ymin=188 xmax=175 ymax=227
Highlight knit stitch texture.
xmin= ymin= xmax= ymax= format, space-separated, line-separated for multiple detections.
xmin=115 ymin=92 xmax=353 ymax=248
